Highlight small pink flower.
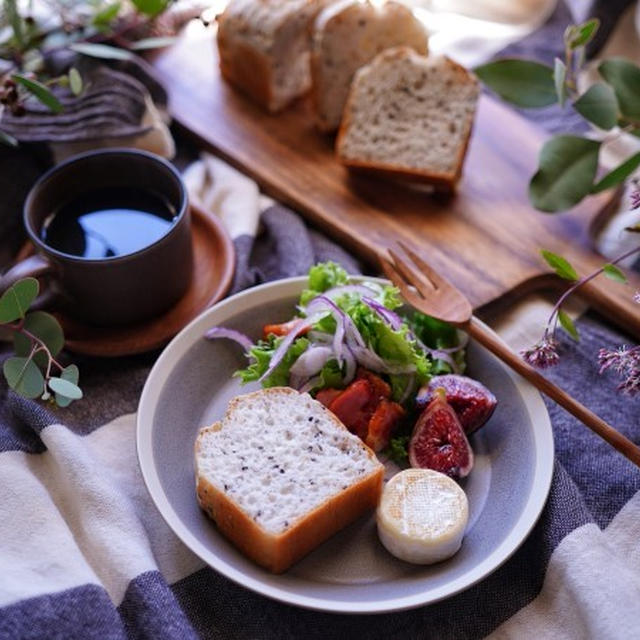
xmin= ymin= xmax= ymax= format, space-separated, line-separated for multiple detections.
xmin=598 ymin=346 xmax=640 ymax=395
xmin=521 ymin=337 xmax=559 ymax=369
xmin=634 ymin=291 xmax=640 ymax=304
xmin=631 ymin=189 xmax=640 ymax=210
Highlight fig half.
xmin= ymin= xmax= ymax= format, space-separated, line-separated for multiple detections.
xmin=409 ymin=389 xmax=474 ymax=478
xmin=417 ymin=374 xmax=497 ymax=434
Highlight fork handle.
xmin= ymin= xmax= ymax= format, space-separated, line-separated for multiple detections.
xmin=466 ymin=316 xmax=640 ymax=469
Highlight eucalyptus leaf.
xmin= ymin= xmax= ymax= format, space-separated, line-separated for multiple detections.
xmin=0 ymin=277 xmax=39 ymax=323
xmin=529 ymin=136 xmax=601 ymax=212
xmin=602 ymin=263 xmax=628 ymax=283
xmin=68 ymin=67 xmax=82 ymax=96
xmin=591 ymin=151 xmax=640 ymax=193
xmin=554 ymin=57 xmax=567 ymax=107
xmin=541 ymin=250 xmax=579 ymax=281
xmin=558 ymin=309 xmax=580 ymax=341
xmin=0 ymin=129 xmax=18 ymax=147
xmin=130 ymin=36 xmax=176 ymax=50
xmin=13 ymin=311 xmax=64 ymax=368
xmin=3 ymin=356 xmax=45 ymax=398
xmin=12 ymin=73 xmax=63 ymax=113
xmin=4 ymin=0 xmax=24 ymax=48
xmin=92 ymin=1 xmax=121 ymax=25
xmin=598 ymin=58 xmax=640 ymax=121
xmin=573 ymin=83 xmax=618 ymax=130
xmin=55 ymin=364 xmax=80 ymax=407
xmin=60 ymin=364 xmax=79 ymax=385
xmin=131 ymin=0 xmax=169 ymax=17
xmin=564 ymin=18 xmax=599 ymax=50
xmin=70 ymin=42 xmax=133 ymax=60
xmin=474 ymin=59 xmax=556 ymax=108
xmin=48 ymin=376 xmax=82 ymax=400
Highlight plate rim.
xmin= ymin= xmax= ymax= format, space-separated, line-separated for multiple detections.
xmin=136 ymin=276 xmax=554 ymax=614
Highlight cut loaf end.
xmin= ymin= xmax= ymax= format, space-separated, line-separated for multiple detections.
xmin=336 ymin=47 xmax=480 ymax=190
xmin=195 ymin=387 xmax=384 ymax=573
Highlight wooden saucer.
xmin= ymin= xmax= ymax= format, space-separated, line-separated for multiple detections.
xmin=19 ymin=204 xmax=235 ymax=357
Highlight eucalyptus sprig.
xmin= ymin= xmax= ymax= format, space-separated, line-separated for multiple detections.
xmin=0 ymin=277 xmax=82 ymax=406
xmin=475 ymin=18 xmax=640 ymax=212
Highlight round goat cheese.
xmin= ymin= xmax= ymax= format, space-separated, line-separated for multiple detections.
xmin=376 ymin=468 xmax=469 ymax=564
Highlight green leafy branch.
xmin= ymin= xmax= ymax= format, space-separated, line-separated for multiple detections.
xmin=539 ymin=246 xmax=634 ymax=343
xmin=521 ymin=239 xmax=640 ymax=395
xmin=0 ymin=0 xmax=177 ymax=144
xmin=0 ymin=278 xmax=82 ymax=407
xmin=475 ymin=19 xmax=640 ymax=212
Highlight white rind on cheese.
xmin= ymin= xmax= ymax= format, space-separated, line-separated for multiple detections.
xmin=377 ymin=468 xmax=469 ymax=564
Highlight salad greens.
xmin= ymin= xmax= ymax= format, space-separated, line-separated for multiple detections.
xmin=233 ymin=262 xmax=466 ymax=404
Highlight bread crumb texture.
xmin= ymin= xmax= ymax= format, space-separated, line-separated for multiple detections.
xmin=196 ymin=388 xmax=380 ymax=534
xmin=312 ymin=0 xmax=428 ymax=131
xmin=338 ymin=48 xmax=479 ymax=177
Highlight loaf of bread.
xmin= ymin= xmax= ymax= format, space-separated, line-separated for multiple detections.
xmin=336 ymin=47 xmax=480 ymax=191
xmin=195 ymin=387 xmax=384 ymax=573
xmin=311 ymin=0 xmax=428 ymax=132
xmin=217 ymin=0 xmax=331 ymax=113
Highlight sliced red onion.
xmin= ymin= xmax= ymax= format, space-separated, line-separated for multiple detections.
xmin=322 ymin=283 xmax=381 ymax=300
xmin=258 ymin=317 xmax=315 ymax=383
xmin=350 ymin=345 xmax=417 ymax=375
xmin=362 ymin=297 xmax=404 ymax=330
xmin=436 ymin=331 xmax=470 ymax=353
xmin=300 ymin=375 xmax=323 ymax=394
xmin=308 ymin=330 xmax=333 ymax=344
xmin=360 ymin=296 xmax=460 ymax=372
xmin=411 ymin=334 xmax=458 ymax=371
xmin=343 ymin=344 xmax=357 ymax=384
xmin=306 ymin=295 xmax=350 ymax=364
xmin=204 ymin=326 xmax=254 ymax=353
xmin=289 ymin=346 xmax=334 ymax=389
xmin=399 ymin=374 xmax=416 ymax=405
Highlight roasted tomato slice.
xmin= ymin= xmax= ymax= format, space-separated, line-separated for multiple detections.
xmin=365 ymin=399 xmax=406 ymax=452
xmin=262 ymin=318 xmax=309 ymax=340
xmin=316 ymin=388 xmax=343 ymax=408
xmin=328 ymin=379 xmax=376 ymax=440
xmin=356 ymin=368 xmax=391 ymax=400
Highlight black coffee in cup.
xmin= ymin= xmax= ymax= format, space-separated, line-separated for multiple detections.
xmin=0 ymin=149 xmax=193 ymax=326
xmin=40 ymin=186 xmax=178 ymax=259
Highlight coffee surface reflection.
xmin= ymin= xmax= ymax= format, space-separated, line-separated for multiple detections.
xmin=41 ymin=186 xmax=177 ymax=259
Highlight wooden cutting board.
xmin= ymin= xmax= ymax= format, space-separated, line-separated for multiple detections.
xmin=152 ymin=22 xmax=640 ymax=339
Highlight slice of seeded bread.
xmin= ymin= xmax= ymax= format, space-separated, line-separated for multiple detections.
xmin=195 ymin=387 xmax=384 ymax=573
xmin=217 ymin=0 xmax=332 ymax=113
xmin=311 ymin=0 xmax=428 ymax=132
xmin=336 ymin=47 xmax=480 ymax=190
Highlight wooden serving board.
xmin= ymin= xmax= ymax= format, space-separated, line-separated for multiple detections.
xmin=152 ymin=22 xmax=640 ymax=339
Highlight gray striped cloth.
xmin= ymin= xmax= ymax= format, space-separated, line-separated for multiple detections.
xmin=1 ymin=2 xmax=640 ymax=638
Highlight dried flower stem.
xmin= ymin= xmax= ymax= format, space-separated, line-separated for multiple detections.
xmin=544 ymin=244 xmax=640 ymax=340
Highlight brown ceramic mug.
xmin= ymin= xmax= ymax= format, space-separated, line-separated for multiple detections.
xmin=0 ymin=149 xmax=193 ymax=326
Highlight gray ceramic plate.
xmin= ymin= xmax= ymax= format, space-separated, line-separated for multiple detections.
xmin=137 ymin=277 xmax=554 ymax=613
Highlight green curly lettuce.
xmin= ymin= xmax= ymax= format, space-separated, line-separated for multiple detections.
xmin=235 ymin=336 xmax=310 ymax=387
xmin=235 ymin=261 xmax=465 ymax=404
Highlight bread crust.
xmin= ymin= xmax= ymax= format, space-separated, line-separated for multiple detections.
xmin=217 ymin=0 xmax=327 ymax=113
xmin=218 ymin=36 xmax=275 ymax=111
xmin=195 ymin=388 xmax=384 ymax=573
xmin=335 ymin=48 xmax=478 ymax=191
xmin=311 ymin=0 xmax=429 ymax=132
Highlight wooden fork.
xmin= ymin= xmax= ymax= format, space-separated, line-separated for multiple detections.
xmin=381 ymin=242 xmax=640 ymax=469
